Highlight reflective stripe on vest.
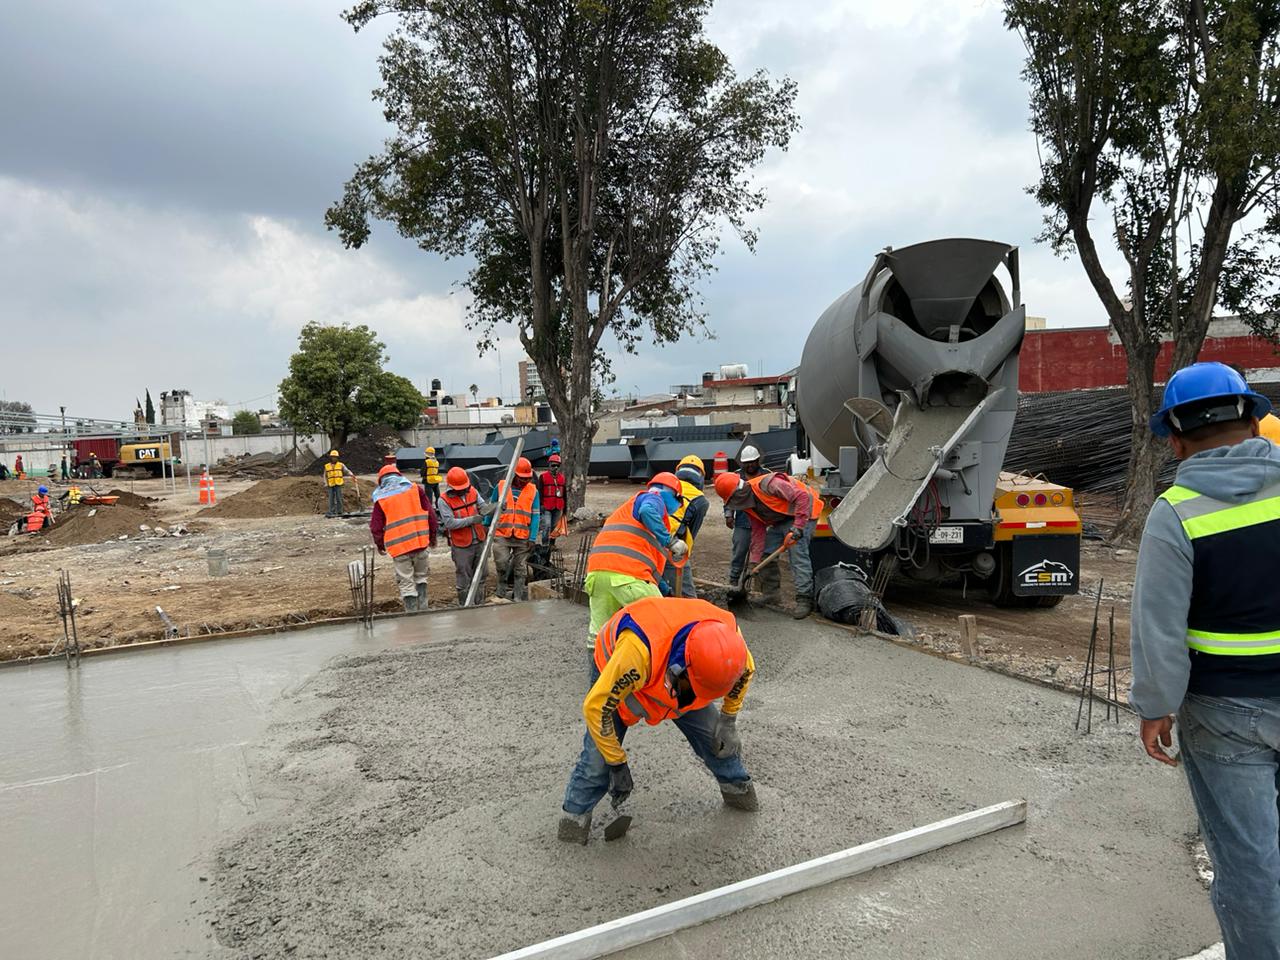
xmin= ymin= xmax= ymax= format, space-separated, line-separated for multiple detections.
xmin=379 ymin=486 xmax=432 ymax=557
xmin=494 ymin=481 xmax=536 ymax=539
xmin=746 ymin=473 xmax=821 ymax=524
xmin=587 ymin=494 xmax=668 ymax=582
xmin=593 ymin=596 xmax=742 ymax=726
xmin=425 ymin=458 xmax=441 ymax=484
xmin=667 ymin=481 xmax=704 ymax=568
xmin=443 ymin=488 xmax=485 ymax=548
xmin=1161 ymin=482 xmax=1280 ymax=655
xmin=324 ymin=461 xmax=345 ymax=486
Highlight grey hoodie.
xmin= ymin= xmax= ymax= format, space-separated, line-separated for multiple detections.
xmin=1130 ymin=437 xmax=1280 ymax=718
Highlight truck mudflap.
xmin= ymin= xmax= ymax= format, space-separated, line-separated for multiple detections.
xmin=1010 ymin=534 xmax=1080 ymax=597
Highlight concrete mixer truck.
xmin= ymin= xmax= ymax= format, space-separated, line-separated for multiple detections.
xmin=796 ymin=238 xmax=1081 ymax=607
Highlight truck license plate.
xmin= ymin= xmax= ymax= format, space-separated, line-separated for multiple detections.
xmin=929 ymin=526 xmax=964 ymax=544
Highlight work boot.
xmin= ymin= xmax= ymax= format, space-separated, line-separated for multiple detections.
xmin=720 ymin=781 xmax=759 ymax=812
xmin=513 ymin=581 xmax=527 ymax=602
xmin=792 ymin=594 xmax=814 ymax=620
xmin=557 ymin=811 xmax=591 ymax=845
xmin=402 ymin=594 xmax=419 ymax=613
xmin=456 ymin=588 xmax=468 ymax=606
xmin=416 ymin=583 xmax=428 ymax=611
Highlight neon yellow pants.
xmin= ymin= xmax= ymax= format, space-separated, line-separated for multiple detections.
xmin=584 ymin=571 xmax=661 ymax=645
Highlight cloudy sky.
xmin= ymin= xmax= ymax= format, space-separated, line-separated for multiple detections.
xmin=0 ymin=0 xmax=1112 ymax=421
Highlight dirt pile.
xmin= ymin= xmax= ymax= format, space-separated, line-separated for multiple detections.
xmin=202 ymin=476 xmax=368 ymax=519
xmin=0 ymin=591 xmax=33 ymax=619
xmin=104 ymin=490 xmax=157 ymax=510
xmin=300 ymin=424 xmax=401 ymax=476
xmin=212 ymin=452 xmax=292 ymax=480
xmin=39 ymin=505 xmax=158 ymax=547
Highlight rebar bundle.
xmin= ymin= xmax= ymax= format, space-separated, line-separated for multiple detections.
xmin=55 ymin=569 xmax=80 ymax=667
xmin=347 ymin=548 xmax=376 ymax=626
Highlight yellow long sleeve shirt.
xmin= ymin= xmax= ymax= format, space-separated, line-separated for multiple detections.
xmin=582 ymin=629 xmax=755 ymax=765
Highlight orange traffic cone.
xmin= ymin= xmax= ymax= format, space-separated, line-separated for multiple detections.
xmin=199 ymin=470 xmax=217 ymax=505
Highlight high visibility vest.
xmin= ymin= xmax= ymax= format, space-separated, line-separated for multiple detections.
xmin=594 ymin=596 xmax=745 ymax=727
xmin=324 ymin=461 xmax=345 ymax=487
xmin=587 ymin=493 xmax=669 ymax=583
xmin=494 ymin=481 xmax=537 ymax=540
xmin=425 ymin=458 xmax=442 ymax=484
xmin=68 ymin=487 xmax=82 ymax=504
xmin=667 ymin=480 xmax=704 ymax=568
xmin=25 ymin=513 xmax=44 ymax=533
xmin=379 ymin=485 xmax=433 ymax=557
xmin=442 ymin=487 xmax=485 ymax=548
xmin=32 ymin=494 xmax=51 ymax=517
xmin=539 ymin=470 xmax=566 ymax=511
xmin=744 ymin=474 xmax=822 ymax=525
xmin=1159 ymin=483 xmax=1280 ymax=656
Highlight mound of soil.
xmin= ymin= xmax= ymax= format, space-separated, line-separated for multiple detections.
xmin=104 ymin=490 xmax=157 ymax=510
xmin=202 ymin=476 xmax=368 ymax=519
xmin=39 ymin=505 xmax=157 ymax=547
xmin=0 ymin=591 xmax=32 ymax=619
xmin=300 ymin=425 xmax=401 ymax=476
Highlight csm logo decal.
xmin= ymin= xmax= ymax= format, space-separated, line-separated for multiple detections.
xmin=1018 ymin=559 xmax=1074 ymax=588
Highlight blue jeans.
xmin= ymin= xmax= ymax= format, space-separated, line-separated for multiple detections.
xmin=327 ymin=485 xmax=344 ymax=517
xmin=562 ymin=657 xmax=751 ymax=816
xmin=758 ymin=519 xmax=816 ymax=598
xmin=1178 ymin=694 xmax=1280 ymax=959
xmin=728 ymin=511 xmax=752 ymax=584
xmin=661 ymin=561 xmax=697 ymax=599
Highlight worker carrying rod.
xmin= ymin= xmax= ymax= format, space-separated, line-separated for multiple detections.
xmin=583 ymin=472 xmax=687 ymax=644
xmin=1132 ymin=362 xmax=1280 ymax=959
xmin=487 ymin=457 xmax=540 ymax=601
xmin=438 ymin=466 xmax=493 ymax=605
xmin=558 ymin=596 xmax=758 ymax=844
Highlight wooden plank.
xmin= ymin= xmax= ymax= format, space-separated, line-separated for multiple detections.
xmin=958 ymin=614 xmax=979 ymax=659
xmin=489 ymin=800 xmax=1026 ymax=960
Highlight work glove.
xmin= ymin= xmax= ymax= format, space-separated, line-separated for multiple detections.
xmin=608 ymin=762 xmax=633 ymax=804
xmin=658 ymin=576 xmax=673 ymax=597
xmin=479 ymin=501 xmax=497 ymax=516
xmin=784 ymin=527 xmax=802 ymax=549
xmin=668 ymin=538 xmax=689 ymax=561
xmin=725 ymin=515 xmax=735 ymax=529
xmin=713 ymin=712 xmax=741 ymax=758
xmin=469 ymin=514 xmax=485 ymax=526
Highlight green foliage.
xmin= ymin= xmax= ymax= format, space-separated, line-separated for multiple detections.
xmin=231 ymin=410 xmax=263 ymax=435
xmin=0 ymin=400 xmax=35 ymax=435
xmin=144 ymin=389 xmax=156 ymax=426
xmin=278 ymin=322 xmax=425 ymax=445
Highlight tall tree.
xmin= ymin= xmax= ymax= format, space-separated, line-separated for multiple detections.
xmin=278 ymin=322 xmax=427 ymax=447
xmin=0 ymin=400 xmax=36 ymax=435
xmin=144 ymin=389 xmax=156 ymax=426
xmin=327 ymin=0 xmax=798 ymax=508
xmin=231 ymin=410 xmax=264 ymax=435
xmin=1006 ymin=0 xmax=1280 ymax=540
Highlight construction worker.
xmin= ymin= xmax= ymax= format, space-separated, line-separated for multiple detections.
xmin=14 ymin=454 xmax=24 ymax=479
xmin=0 ymin=461 xmax=8 ymax=481
xmin=723 ymin=445 xmax=766 ymax=586
xmin=88 ymin=453 xmax=101 ymax=479
xmin=714 ymin=467 xmax=822 ymax=619
xmin=583 ymin=472 xmax=687 ymax=644
xmin=323 ymin=450 xmax=355 ymax=518
xmin=369 ymin=463 xmax=439 ymax=612
xmin=663 ymin=455 xmax=709 ymax=598
xmin=1132 ymin=361 xmax=1280 ymax=958
xmin=487 ymin=457 xmax=540 ymax=600
xmin=423 ymin=447 xmax=442 ymax=506
xmin=60 ymin=456 xmax=68 ymax=481
xmin=29 ymin=486 xmax=53 ymax=531
xmin=438 ymin=466 xmax=492 ymax=604
xmin=558 ymin=595 xmax=758 ymax=844
xmin=538 ymin=453 xmax=567 ymax=545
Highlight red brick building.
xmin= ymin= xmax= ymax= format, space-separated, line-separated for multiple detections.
xmin=1019 ymin=318 xmax=1280 ymax=392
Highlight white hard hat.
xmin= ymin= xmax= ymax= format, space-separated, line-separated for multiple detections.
xmin=738 ymin=444 xmax=761 ymax=462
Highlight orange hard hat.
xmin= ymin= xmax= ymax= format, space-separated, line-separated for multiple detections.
xmin=548 ymin=453 xmax=561 ymax=464
xmin=377 ymin=464 xmax=400 ymax=480
xmin=684 ymin=620 xmax=748 ymax=701
xmin=514 ymin=457 xmax=534 ymax=478
xmin=446 ymin=466 xmax=469 ymax=490
xmin=713 ymin=472 xmax=743 ymax=501
xmin=649 ymin=472 xmax=681 ymax=495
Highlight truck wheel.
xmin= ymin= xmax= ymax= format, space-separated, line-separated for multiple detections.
xmin=989 ymin=543 xmax=1050 ymax=609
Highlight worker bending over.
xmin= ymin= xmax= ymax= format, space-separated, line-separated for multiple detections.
xmin=538 ymin=453 xmax=567 ymax=545
xmin=323 ymin=450 xmax=356 ymax=518
xmin=558 ymin=596 xmax=758 ymax=844
xmin=422 ymin=447 xmax=442 ymax=506
xmin=369 ymin=464 xmax=439 ymax=612
xmin=663 ymin=455 xmax=709 ymax=598
xmin=1132 ymin=362 xmax=1280 ymax=959
xmin=583 ymin=473 xmax=687 ymax=644
xmin=723 ymin=445 xmax=766 ymax=587
xmin=714 ymin=467 xmax=822 ymax=619
xmin=487 ymin=457 xmax=540 ymax=601
xmin=438 ymin=467 xmax=492 ymax=605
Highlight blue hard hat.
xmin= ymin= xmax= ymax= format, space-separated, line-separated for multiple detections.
xmin=1150 ymin=362 xmax=1272 ymax=437
xmin=37 ymin=486 xmax=47 ymax=494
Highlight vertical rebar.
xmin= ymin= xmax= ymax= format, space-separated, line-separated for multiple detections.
xmin=1075 ymin=579 xmax=1103 ymax=733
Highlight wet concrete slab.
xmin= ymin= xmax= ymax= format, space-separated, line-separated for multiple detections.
xmin=0 ymin=603 xmax=552 ymax=960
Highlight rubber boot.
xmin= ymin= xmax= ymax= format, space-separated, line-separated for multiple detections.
xmin=720 ymin=781 xmax=759 ymax=812
xmin=513 ymin=579 xmax=527 ymax=602
xmin=416 ymin=583 xmax=428 ymax=611
xmin=756 ymin=564 xmax=782 ymax=607
xmin=792 ymin=594 xmax=814 ymax=620
xmin=402 ymin=594 xmax=419 ymax=613
xmin=557 ymin=811 xmax=591 ymax=845
xmin=456 ymin=588 xmax=468 ymax=606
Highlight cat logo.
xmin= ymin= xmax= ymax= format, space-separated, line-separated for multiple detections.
xmin=1018 ymin=559 xmax=1074 ymax=588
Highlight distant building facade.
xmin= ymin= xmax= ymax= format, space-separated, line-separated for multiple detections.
xmin=518 ymin=360 xmax=546 ymax=401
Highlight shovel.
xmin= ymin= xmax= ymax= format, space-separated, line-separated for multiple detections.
xmin=726 ymin=542 xmax=791 ymax=611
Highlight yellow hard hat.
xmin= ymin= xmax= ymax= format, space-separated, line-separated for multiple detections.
xmin=329 ymin=450 xmax=339 ymax=457
xmin=677 ymin=454 xmax=705 ymax=474
xmin=426 ymin=446 xmax=436 ymax=455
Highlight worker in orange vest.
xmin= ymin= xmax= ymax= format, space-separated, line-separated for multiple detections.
xmin=714 ymin=470 xmax=823 ymax=619
xmin=14 ymin=454 xmax=24 ymax=479
xmin=27 ymin=485 xmax=53 ymax=532
xmin=369 ymin=464 xmax=439 ymax=612
xmin=558 ymin=596 xmax=758 ymax=844
xmin=486 ymin=457 xmax=540 ymax=601
xmin=583 ymin=473 xmax=686 ymax=644
xmin=438 ymin=466 xmax=493 ymax=604
xmin=538 ymin=453 xmax=567 ymax=545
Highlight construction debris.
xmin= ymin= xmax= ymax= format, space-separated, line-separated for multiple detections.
xmin=202 ymin=476 xmax=366 ymax=519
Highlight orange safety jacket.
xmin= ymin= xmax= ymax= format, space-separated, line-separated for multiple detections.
xmin=586 ymin=493 xmax=669 ymax=584
xmin=32 ymin=494 xmax=51 ymax=517
xmin=594 ymin=597 xmax=742 ymax=727
xmin=379 ymin=485 xmax=434 ymax=557
xmin=25 ymin=513 xmax=44 ymax=533
xmin=494 ymin=481 xmax=537 ymax=540
xmin=744 ymin=474 xmax=822 ymax=525
xmin=442 ymin=487 xmax=486 ymax=549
